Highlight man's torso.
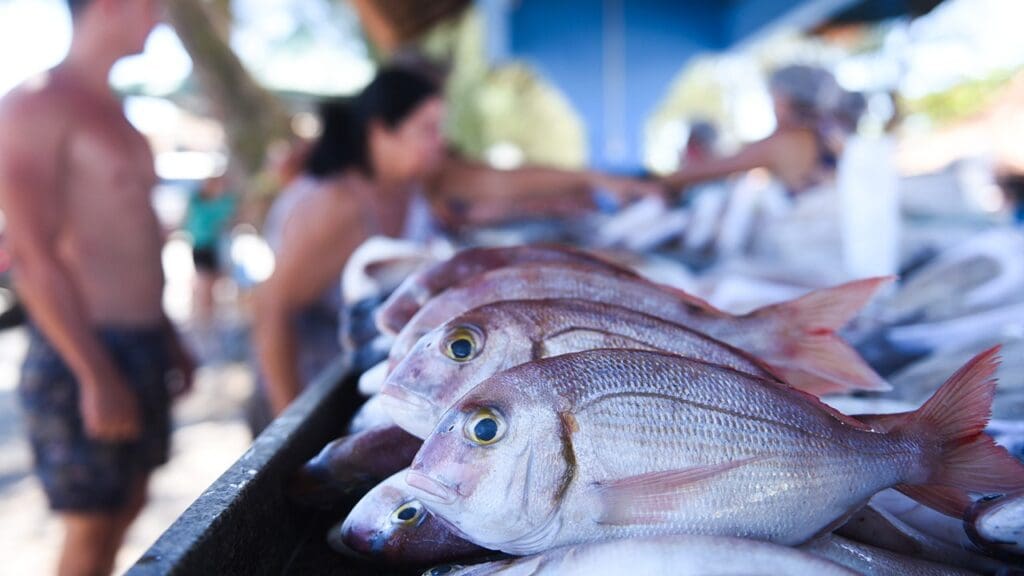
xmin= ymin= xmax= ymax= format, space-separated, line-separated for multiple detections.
xmin=8 ymin=72 xmax=165 ymax=326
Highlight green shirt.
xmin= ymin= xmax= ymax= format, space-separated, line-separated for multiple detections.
xmin=185 ymin=192 xmax=237 ymax=249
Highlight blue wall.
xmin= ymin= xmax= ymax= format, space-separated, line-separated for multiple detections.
xmin=499 ymin=0 xmax=848 ymax=171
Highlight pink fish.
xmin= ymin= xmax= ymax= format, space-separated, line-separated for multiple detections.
xmin=406 ymin=347 xmax=1024 ymax=554
xmin=389 ymin=262 xmax=891 ymax=395
xmin=376 ymin=245 xmax=637 ymax=336
xmin=381 ymin=298 xmax=777 ymax=438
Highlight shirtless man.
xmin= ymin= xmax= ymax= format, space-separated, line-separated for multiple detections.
xmin=0 ymin=1 xmax=194 ymax=574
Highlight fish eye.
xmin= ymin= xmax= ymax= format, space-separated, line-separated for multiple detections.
xmin=442 ymin=326 xmax=483 ymax=362
xmin=390 ymin=500 xmax=424 ymax=526
xmin=464 ymin=407 xmax=505 ymax=445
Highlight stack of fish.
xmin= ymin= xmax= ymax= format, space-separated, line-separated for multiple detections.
xmin=289 ymin=244 xmax=1024 ymax=576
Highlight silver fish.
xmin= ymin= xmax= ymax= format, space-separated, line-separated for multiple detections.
xmin=389 ymin=262 xmax=891 ymax=396
xmin=406 ymin=348 xmax=1024 ymax=554
xmin=334 ymin=469 xmax=490 ymax=566
xmin=801 ymin=534 xmax=980 ymax=575
xmin=382 ymin=298 xmax=776 ymax=439
xmin=836 ymin=490 xmax=1012 ymax=573
xmin=376 ymin=245 xmax=636 ymax=336
xmin=966 ymin=491 xmax=1024 ymax=558
xmin=425 ymin=534 xmax=858 ymax=575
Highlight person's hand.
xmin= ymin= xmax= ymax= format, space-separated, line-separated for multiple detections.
xmin=79 ymin=368 xmax=141 ymax=442
xmin=166 ymin=335 xmax=196 ymax=399
xmin=590 ymin=173 xmax=667 ymax=205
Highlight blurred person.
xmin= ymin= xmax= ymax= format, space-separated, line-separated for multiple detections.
xmin=0 ymin=1 xmax=195 ymax=575
xmin=663 ymin=65 xmax=844 ymax=197
xmin=184 ymin=175 xmax=237 ymax=327
xmin=251 ymin=65 xmax=652 ymax=430
xmin=679 ymin=119 xmax=720 ymax=168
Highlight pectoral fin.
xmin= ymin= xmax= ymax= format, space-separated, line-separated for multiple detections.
xmin=593 ymin=457 xmax=761 ymax=526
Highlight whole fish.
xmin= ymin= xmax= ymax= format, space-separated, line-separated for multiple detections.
xmin=382 ymin=298 xmax=777 ymax=438
xmin=389 ymin=262 xmax=891 ymax=396
xmin=836 ymin=490 xmax=1013 ymax=573
xmin=334 ymin=469 xmax=491 ymax=566
xmin=406 ymin=348 xmax=1024 ymax=554
xmin=288 ymin=425 xmax=420 ymax=509
xmin=424 ymin=534 xmax=858 ymax=575
xmin=966 ymin=491 xmax=1024 ymax=558
xmin=376 ymin=245 xmax=637 ymax=336
xmin=801 ymin=535 xmax=979 ymax=575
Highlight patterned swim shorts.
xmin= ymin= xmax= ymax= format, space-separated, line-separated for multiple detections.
xmin=17 ymin=325 xmax=172 ymax=512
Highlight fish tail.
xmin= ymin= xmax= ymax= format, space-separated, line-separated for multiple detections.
xmin=752 ymin=276 xmax=893 ymax=394
xmin=893 ymin=345 xmax=1024 ymax=517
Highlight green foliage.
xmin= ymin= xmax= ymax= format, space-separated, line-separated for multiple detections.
xmin=421 ymin=9 xmax=586 ymax=168
xmin=903 ymin=68 xmax=1017 ymax=125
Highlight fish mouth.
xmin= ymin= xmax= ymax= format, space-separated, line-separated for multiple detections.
xmin=329 ymin=521 xmax=369 ymax=558
xmin=406 ymin=470 xmax=457 ymax=505
xmin=380 ymin=385 xmax=433 ymax=411
xmin=379 ymin=388 xmax=435 ymax=438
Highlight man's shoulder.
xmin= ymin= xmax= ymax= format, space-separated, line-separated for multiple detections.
xmin=0 ymin=72 xmax=76 ymax=133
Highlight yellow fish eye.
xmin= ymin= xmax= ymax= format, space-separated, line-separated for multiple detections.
xmin=442 ymin=326 xmax=482 ymax=362
xmin=464 ymin=408 xmax=505 ymax=445
xmin=391 ymin=500 xmax=424 ymax=526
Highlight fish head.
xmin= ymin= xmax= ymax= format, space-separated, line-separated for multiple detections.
xmin=376 ymin=274 xmax=430 ymax=336
xmin=389 ymin=293 xmax=470 ymax=370
xmin=406 ymin=377 xmax=570 ymax=548
xmin=381 ymin=310 xmax=534 ymax=438
xmin=336 ymin=470 xmax=486 ymax=565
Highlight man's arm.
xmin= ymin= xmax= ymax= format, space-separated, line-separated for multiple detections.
xmin=429 ymin=156 xmax=659 ymax=228
xmin=161 ymin=312 xmax=195 ymax=398
xmin=253 ymin=190 xmax=359 ymax=415
xmin=661 ymin=137 xmax=777 ymax=191
xmin=0 ymin=94 xmax=139 ymax=440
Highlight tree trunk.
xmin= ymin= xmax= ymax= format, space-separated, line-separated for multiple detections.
xmin=165 ymin=0 xmax=291 ymax=179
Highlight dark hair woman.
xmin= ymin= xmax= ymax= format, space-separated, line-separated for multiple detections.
xmin=251 ymin=66 xmax=446 ymax=431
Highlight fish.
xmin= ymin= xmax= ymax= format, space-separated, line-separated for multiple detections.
xmin=966 ymin=491 xmax=1024 ymax=558
xmin=422 ymin=534 xmax=859 ymax=575
xmin=880 ymin=228 xmax=1024 ymax=325
xmin=288 ymin=425 xmax=421 ymax=509
xmin=388 ymin=262 xmax=892 ymax=395
xmin=885 ymin=301 xmax=1024 ymax=356
xmin=358 ymin=360 xmax=389 ymax=397
xmin=800 ymin=534 xmax=980 ymax=575
xmin=348 ymin=393 xmax=396 ymax=434
xmin=333 ymin=469 xmax=491 ymax=566
xmin=887 ymin=339 xmax=1024 ymax=420
xmin=376 ymin=245 xmax=637 ymax=336
xmin=406 ymin=347 xmax=1024 ymax=554
xmin=382 ymin=298 xmax=777 ymax=438
xmin=342 ymin=237 xmax=445 ymax=372
xmin=836 ymin=491 xmax=1013 ymax=573
xmin=342 ymin=236 xmax=445 ymax=308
